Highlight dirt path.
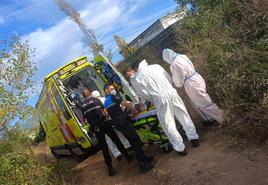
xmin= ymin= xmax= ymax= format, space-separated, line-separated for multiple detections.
xmin=34 ymin=126 xmax=268 ymax=185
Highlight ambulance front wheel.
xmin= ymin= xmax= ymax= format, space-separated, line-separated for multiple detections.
xmin=162 ymin=143 xmax=172 ymax=153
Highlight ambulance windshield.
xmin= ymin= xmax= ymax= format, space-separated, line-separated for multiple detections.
xmin=63 ymin=67 xmax=106 ymax=102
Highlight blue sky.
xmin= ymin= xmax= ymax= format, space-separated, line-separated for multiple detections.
xmin=0 ymin=0 xmax=178 ymax=106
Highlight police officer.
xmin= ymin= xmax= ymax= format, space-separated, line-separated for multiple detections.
xmin=81 ymin=88 xmax=133 ymax=176
xmin=103 ymin=83 xmax=153 ymax=172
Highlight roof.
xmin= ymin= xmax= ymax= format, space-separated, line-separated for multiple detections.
xmin=128 ymin=10 xmax=185 ymax=47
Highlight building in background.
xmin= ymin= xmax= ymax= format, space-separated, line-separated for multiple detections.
xmin=128 ymin=10 xmax=185 ymax=49
xmin=117 ymin=10 xmax=185 ymax=71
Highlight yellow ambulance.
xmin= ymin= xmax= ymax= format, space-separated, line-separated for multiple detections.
xmin=35 ymin=54 xmax=138 ymax=160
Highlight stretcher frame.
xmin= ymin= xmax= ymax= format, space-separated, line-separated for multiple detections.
xmin=131 ymin=109 xmax=173 ymax=153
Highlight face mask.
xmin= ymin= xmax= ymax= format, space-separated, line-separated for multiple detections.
xmin=110 ymin=89 xmax=117 ymax=95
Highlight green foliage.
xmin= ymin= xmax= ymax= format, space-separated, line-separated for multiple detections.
xmin=0 ymin=34 xmax=36 ymax=129
xmin=174 ymin=0 xmax=268 ymax=136
xmin=178 ymin=0 xmax=268 ymax=104
xmin=1 ymin=124 xmax=33 ymax=146
xmin=0 ymin=35 xmax=57 ymax=185
xmin=0 ymin=153 xmax=53 ymax=185
xmin=0 ymin=126 xmax=55 ymax=185
xmin=0 ymin=141 xmax=13 ymax=155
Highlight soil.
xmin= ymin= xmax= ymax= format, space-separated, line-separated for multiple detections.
xmin=34 ymin=125 xmax=268 ymax=185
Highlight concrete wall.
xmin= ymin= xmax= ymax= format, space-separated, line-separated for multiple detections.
xmin=128 ymin=11 xmax=185 ymax=49
xmin=129 ymin=21 xmax=165 ymax=49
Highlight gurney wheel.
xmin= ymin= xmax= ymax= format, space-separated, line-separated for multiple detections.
xmin=162 ymin=143 xmax=172 ymax=153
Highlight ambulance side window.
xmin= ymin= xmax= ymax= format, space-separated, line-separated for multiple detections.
xmin=51 ymin=83 xmax=72 ymax=120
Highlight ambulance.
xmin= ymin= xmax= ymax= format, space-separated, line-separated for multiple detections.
xmin=35 ymin=54 xmax=138 ymax=160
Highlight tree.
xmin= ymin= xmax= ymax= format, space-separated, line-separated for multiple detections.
xmin=174 ymin=0 xmax=198 ymax=13
xmin=174 ymin=0 xmax=189 ymax=8
xmin=0 ymin=35 xmax=36 ymax=134
xmin=54 ymin=0 xmax=112 ymax=60
xmin=113 ymin=35 xmax=137 ymax=58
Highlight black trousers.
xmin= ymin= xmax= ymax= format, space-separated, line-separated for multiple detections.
xmin=114 ymin=117 xmax=147 ymax=163
xmin=95 ymin=122 xmax=129 ymax=167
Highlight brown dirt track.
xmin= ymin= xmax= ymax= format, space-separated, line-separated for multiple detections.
xmin=34 ymin=124 xmax=268 ymax=185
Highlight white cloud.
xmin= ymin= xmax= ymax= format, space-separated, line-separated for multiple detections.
xmin=21 ymin=0 xmax=176 ymax=97
xmin=23 ymin=0 xmax=124 ymax=81
xmin=0 ymin=16 xmax=4 ymax=25
xmin=0 ymin=0 xmax=85 ymax=26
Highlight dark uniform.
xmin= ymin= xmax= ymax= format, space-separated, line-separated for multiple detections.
xmin=104 ymin=94 xmax=151 ymax=169
xmin=81 ymin=97 xmax=131 ymax=169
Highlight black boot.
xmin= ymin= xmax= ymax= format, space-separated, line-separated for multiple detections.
xmin=116 ymin=155 xmax=123 ymax=161
xmin=138 ymin=161 xmax=154 ymax=173
xmin=107 ymin=165 xmax=116 ymax=176
xmin=202 ymin=120 xmax=216 ymax=126
xmin=125 ymin=154 xmax=134 ymax=163
xmin=126 ymin=145 xmax=135 ymax=152
xmin=190 ymin=139 xmax=199 ymax=147
xmin=145 ymin=155 xmax=154 ymax=163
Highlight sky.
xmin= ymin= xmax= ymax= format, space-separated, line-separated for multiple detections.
xmin=0 ymin=0 xmax=178 ymax=106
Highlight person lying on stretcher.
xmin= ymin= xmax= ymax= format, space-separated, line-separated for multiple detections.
xmin=118 ymin=96 xmax=153 ymax=118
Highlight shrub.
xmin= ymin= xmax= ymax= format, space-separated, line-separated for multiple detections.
xmin=174 ymin=0 xmax=268 ymax=141
xmin=0 ymin=141 xmax=13 ymax=155
xmin=0 ymin=153 xmax=53 ymax=185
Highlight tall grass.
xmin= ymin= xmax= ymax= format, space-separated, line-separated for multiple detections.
xmin=174 ymin=0 xmax=268 ymax=141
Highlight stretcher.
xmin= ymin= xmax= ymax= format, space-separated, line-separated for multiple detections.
xmin=131 ymin=109 xmax=173 ymax=153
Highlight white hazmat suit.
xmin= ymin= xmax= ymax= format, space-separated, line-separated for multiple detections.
xmin=91 ymin=90 xmax=130 ymax=158
xmin=130 ymin=60 xmax=199 ymax=152
xmin=162 ymin=49 xmax=224 ymax=123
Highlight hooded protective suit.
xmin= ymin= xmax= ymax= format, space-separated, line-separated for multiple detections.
xmin=91 ymin=90 xmax=130 ymax=158
xmin=130 ymin=60 xmax=198 ymax=152
xmin=162 ymin=49 xmax=224 ymax=123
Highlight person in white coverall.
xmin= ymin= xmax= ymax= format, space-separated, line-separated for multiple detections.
xmin=162 ymin=49 xmax=224 ymax=124
xmin=91 ymin=90 xmax=131 ymax=160
xmin=124 ymin=60 xmax=199 ymax=155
